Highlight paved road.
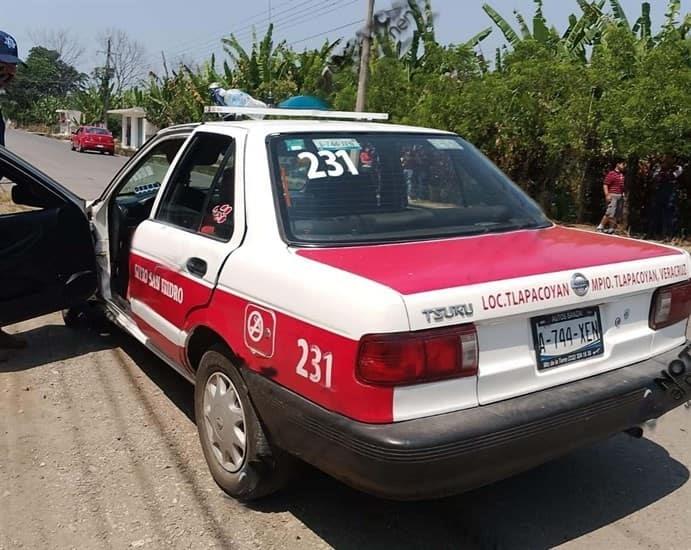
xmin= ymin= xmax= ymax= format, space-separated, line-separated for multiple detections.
xmin=1 ymin=131 xmax=690 ymax=549
xmin=5 ymin=129 xmax=128 ymax=199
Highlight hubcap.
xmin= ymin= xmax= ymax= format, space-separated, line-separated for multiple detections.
xmin=203 ymin=372 xmax=247 ymax=473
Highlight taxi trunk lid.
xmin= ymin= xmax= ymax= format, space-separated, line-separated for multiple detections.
xmin=298 ymin=226 xmax=690 ymax=405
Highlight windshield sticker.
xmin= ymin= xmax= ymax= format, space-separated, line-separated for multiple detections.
xmin=313 ymin=138 xmax=362 ymax=151
xmin=428 ymin=138 xmax=464 ymax=151
xmin=298 ymin=150 xmax=359 ymax=179
xmin=285 ymin=139 xmax=305 ymax=151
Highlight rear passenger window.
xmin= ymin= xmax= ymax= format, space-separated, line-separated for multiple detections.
xmin=156 ymin=133 xmax=235 ymax=240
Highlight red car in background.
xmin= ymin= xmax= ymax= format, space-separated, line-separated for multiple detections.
xmin=71 ymin=126 xmax=115 ymax=155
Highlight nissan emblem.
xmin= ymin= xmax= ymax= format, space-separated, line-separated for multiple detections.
xmin=571 ymin=273 xmax=590 ymax=297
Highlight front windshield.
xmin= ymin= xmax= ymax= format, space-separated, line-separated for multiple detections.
xmin=268 ymin=132 xmax=550 ymax=245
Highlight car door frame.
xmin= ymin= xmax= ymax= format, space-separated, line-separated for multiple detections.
xmin=89 ymin=125 xmax=197 ymax=304
xmin=126 ymin=125 xmax=247 ymax=365
xmin=0 ymin=145 xmax=98 ymax=325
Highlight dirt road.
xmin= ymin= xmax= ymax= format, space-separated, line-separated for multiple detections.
xmin=1 ymin=131 xmax=690 ymax=549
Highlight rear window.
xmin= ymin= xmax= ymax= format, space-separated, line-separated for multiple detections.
xmin=268 ymin=132 xmax=550 ymax=245
xmin=87 ymin=128 xmax=111 ymax=135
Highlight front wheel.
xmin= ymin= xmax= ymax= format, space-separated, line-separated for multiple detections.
xmin=62 ymin=305 xmax=90 ymax=328
xmin=195 ymin=346 xmax=293 ymax=501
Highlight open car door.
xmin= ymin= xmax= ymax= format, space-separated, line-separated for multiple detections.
xmin=0 ymin=146 xmax=97 ymax=326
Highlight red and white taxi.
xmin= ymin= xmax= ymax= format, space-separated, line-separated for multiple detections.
xmin=2 ymin=108 xmax=690 ymax=501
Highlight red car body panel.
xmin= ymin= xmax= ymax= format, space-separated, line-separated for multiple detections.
xmin=296 ymin=225 xmax=683 ymax=295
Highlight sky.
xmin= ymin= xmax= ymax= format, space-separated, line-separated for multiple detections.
xmin=4 ymin=0 xmax=689 ymax=75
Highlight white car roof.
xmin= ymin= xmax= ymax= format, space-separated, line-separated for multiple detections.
xmin=199 ymin=119 xmax=455 ymax=137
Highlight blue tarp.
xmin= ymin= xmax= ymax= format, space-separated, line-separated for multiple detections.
xmin=278 ymin=95 xmax=330 ymax=110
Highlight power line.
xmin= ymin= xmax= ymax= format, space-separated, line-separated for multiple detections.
xmin=145 ymin=0 xmax=361 ymax=71
xmin=289 ymin=18 xmax=364 ymax=47
xmin=165 ymin=0 xmax=325 ymax=60
xmin=231 ymin=0 xmax=353 ymax=45
xmin=164 ymin=0 xmax=298 ymax=55
xmin=137 ymin=0 xmax=312 ymax=67
xmin=201 ymin=0 xmax=358 ymax=61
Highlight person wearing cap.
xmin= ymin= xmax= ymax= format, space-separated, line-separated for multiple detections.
xmin=0 ymin=31 xmax=23 ymax=146
xmin=0 ymin=30 xmax=27 ymax=353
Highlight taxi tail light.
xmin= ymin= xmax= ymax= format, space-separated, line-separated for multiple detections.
xmin=650 ymin=280 xmax=691 ymax=330
xmin=356 ymin=325 xmax=478 ymax=386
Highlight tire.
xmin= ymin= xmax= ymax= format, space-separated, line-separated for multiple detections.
xmin=70 ymin=143 xmax=75 ymax=151
xmin=195 ymin=346 xmax=292 ymax=501
xmin=62 ymin=306 xmax=89 ymax=328
xmin=77 ymin=143 xmax=83 ymax=153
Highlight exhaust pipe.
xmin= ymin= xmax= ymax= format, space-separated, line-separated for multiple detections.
xmin=624 ymin=427 xmax=644 ymax=439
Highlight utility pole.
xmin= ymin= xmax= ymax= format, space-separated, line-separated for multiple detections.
xmin=161 ymin=50 xmax=170 ymax=79
xmin=102 ymin=38 xmax=112 ymax=129
xmin=356 ymin=0 xmax=375 ymax=112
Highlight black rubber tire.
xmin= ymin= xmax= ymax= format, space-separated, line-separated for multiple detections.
xmin=62 ymin=306 xmax=90 ymax=328
xmin=195 ymin=346 xmax=293 ymax=501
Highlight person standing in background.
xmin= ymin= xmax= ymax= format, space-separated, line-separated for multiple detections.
xmin=597 ymin=160 xmax=626 ymax=234
xmin=0 ymin=30 xmax=27 ymax=352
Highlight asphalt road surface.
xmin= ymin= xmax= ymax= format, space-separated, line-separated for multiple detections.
xmin=4 ymin=129 xmax=128 ymax=199
xmin=1 ymin=131 xmax=690 ymax=549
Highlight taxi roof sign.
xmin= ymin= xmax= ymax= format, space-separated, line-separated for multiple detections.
xmin=204 ymin=105 xmax=389 ymax=121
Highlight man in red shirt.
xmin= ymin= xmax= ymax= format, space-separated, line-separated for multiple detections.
xmin=597 ymin=161 xmax=626 ymax=234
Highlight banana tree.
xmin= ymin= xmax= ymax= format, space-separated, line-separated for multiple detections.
xmin=221 ymin=23 xmax=294 ymax=101
xmin=285 ymin=39 xmax=341 ymax=97
xmin=562 ymin=1 xmax=608 ymax=60
xmin=482 ymin=0 xmax=558 ymax=48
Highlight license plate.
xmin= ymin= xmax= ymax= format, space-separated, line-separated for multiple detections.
xmin=531 ymin=307 xmax=604 ymax=370
xmin=97 ymin=144 xmax=105 ymax=148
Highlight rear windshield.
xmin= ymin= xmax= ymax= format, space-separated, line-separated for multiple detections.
xmin=87 ymin=127 xmax=111 ymax=135
xmin=268 ymin=132 xmax=550 ymax=245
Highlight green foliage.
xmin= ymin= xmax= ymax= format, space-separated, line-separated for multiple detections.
xmin=2 ymin=46 xmax=84 ymax=125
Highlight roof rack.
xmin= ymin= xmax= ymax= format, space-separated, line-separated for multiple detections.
xmin=204 ymin=106 xmax=389 ymax=121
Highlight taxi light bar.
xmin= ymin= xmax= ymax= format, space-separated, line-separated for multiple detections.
xmin=650 ymin=280 xmax=691 ymax=330
xmin=204 ymin=105 xmax=389 ymax=121
xmin=357 ymin=325 xmax=478 ymax=387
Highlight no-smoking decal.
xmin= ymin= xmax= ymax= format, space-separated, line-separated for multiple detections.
xmin=243 ymin=304 xmax=276 ymax=358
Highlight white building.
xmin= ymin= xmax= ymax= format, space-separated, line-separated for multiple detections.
xmin=55 ymin=109 xmax=82 ymax=136
xmin=107 ymin=108 xmax=157 ymax=151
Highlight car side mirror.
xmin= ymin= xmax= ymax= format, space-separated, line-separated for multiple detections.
xmin=11 ymin=183 xmax=60 ymax=209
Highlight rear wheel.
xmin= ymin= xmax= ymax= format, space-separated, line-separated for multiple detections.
xmin=195 ymin=346 xmax=293 ymax=501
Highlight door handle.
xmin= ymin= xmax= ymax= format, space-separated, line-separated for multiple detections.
xmin=186 ymin=257 xmax=208 ymax=278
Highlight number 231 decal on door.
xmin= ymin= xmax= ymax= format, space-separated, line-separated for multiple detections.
xmin=296 ymin=338 xmax=334 ymax=388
